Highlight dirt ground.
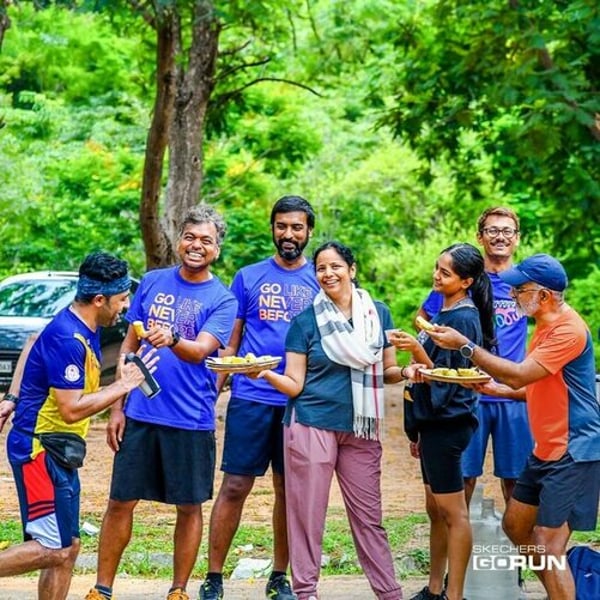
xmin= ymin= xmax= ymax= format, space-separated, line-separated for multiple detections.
xmin=0 ymin=385 xmax=551 ymax=599
xmin=0 ymin=385 xmax=508 ymax=524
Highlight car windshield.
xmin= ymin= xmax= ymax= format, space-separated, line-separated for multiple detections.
xmin=0 ymin=279 xmax=77 ymax=318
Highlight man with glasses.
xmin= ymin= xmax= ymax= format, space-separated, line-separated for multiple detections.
xmin=428 ymin=254 xmax=600 ymax=599
xmin=417 ymin=207 xmax=532 ymax=507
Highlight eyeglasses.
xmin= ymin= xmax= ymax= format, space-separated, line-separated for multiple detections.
xmin=511 ymin=286 xmax=544 ymax=297
xmin=481 ymin=227 xmax=519 ymax=239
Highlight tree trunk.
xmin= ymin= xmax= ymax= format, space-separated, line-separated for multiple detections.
xmin=0 ymin=2 xmax=11 ymax=52
xmin=141 ymin=1 xmax=221 ymax=270
xmin=163 ymin=3 xmax=220 ymax=255
xmin=140 ymin=9 xmax=177 ymax=269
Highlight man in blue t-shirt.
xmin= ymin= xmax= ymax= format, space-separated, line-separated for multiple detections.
xmin=200 ymin=196 xmax=319 ymax=600
xmin=416 ymin=207 xmax=532 ymax=508
xmin=86 ymin=206 xmax=237 ymax=600
xmin=0 ymin=252 xmax=149 ymax=600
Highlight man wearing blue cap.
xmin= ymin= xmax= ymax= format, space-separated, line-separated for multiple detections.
xmin=428 ymin=253 xmax=600 ymax=599
xmin=0 ymin=252 xmax=154 ymax=600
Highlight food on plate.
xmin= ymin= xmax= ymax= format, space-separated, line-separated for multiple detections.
xmin=415 ymin=315 xmax=435 ymax=332
xmin=427 ymin=367 xmax=487 ymax=379
xmin=132 ymin=320 xmax=149 ymax=338
xmin=457 ymin=368 xmax=481 ymax=377
xmin=430 ymin=367 xmax=459 ymax=377
xmin=217 ymin=352 xmax=272 ymax=365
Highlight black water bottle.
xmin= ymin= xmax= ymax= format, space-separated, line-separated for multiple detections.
xmin=124 ymin=352 xmax=161 ymax=399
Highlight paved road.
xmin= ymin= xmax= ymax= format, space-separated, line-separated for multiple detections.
xmin=0 ymin=574 xmax=547 ymax=599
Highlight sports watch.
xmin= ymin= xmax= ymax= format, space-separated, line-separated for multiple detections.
xmin=169 ymin=327 xmax=181 ymax=347
xmin=459 ymin=340 xmax=477 ymax=359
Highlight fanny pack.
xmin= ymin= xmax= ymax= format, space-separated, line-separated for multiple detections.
xmin=36 ymin=432 xmax=87 ymax=469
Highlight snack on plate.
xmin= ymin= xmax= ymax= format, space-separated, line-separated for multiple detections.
xmin=457 ymin=368 xmax=481 ymax=377
xmin=431 ymin=367 xmax=458 ymax=377
xmin=132 ymin=320 xmax=149 ymax=338
xmin=218 ymin=352 xmax=273 ymax=365
xmin=415 ymin=315 xmax=435 ymax=332
xmin=429 ymin=367 xmax=484 ymax=378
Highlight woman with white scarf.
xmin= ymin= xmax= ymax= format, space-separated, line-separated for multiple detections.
xmin=255 ymin=241 xmax=423 ymax=600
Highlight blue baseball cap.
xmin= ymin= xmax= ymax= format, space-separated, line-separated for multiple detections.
xmin=499 ymin=254 xmax=568 ymax=291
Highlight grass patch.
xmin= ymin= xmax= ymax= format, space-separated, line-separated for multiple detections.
xmin=2 ymin=511 xmax=596 ymax=581
xmin=0 ymin=512 xmax=429 ymax=579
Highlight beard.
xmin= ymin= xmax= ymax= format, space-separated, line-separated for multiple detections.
xmin=516 ymin=296 xmax=540 ymax=318
xmin=274 ymin=236 xmax=309 ymax=261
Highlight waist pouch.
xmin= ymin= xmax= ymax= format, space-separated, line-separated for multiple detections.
xmin=37 ymin=432 xmax=87 ymax=469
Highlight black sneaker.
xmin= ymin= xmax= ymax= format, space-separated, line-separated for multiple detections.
xmin=410 ymin=587 xmax=443 ymax=600
xmin=199 ymin=579 xmax=223 ymax=600
xmin=265 ymin=575 xmax=297 ymax=600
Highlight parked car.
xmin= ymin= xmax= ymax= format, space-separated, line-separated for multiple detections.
xmin=0 ymin=271 xmax=138 ymax=393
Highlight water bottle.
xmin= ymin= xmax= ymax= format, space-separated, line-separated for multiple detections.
xmin=464 ymin=497 xmax=520 ymax=599
xmin=125 ymin=352 xmax=161 ymax=399
xmin=469 ymin=482 xmax=484 ymax=518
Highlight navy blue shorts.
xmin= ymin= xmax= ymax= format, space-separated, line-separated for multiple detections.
xmin=462 ymin=401 xmax=533 ymax=479
xmin=513 ymin=452 xmax=600 ymax=530
xmin=110 ymin=418 xmax=215 ymax=505
xmin=12 ymin=451 xmax=80 ymax=549
xmin=419 ymin=419 xmax=476 ymax=494
xmin=221 ymin=397 xmax=285 ymax=476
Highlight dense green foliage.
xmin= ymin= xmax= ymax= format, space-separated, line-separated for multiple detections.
xmin=380 ymin=0 xmax=600 ymax=273
xmin=1 ymin=1 xmax=599 ymax=363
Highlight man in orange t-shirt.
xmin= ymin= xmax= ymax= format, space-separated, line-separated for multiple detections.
xmin=428 ymin=253 xmax=600 ymax=600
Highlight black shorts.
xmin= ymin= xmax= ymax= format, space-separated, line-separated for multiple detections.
xmin=110 ymin=418 xmax=215 ymax=505
xmin=419 ymin=419 xmax=476 ymax=494
xmin=513 ymin=452 xmax=600 ymax=531
xmin=221 ymin=397 xmax=285 ymax=476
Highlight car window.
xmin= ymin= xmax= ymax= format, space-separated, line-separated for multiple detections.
xmin=0 ymin=279 xmax=77 ymax=318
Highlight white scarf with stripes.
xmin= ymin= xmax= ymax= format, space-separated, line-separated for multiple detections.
xmin=314 ymin=285 xmax=385 ymax=440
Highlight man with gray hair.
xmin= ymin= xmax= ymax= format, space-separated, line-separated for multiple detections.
xmin=86 ymin=205 xmax=238 ymax=600
xmin=428 ymin=253 xmax=600 ymax=600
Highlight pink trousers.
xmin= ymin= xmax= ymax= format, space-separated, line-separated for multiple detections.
xmin=284 ymin=418 xmax=403 ymax=600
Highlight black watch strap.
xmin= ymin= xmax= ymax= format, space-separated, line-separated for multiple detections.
xmin=4 ymin=393 xmax=19 ymax=404
xmin=169 ymin=327 xmax=181 ymax=348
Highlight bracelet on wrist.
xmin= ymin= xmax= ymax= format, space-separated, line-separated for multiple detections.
xmin=400 ymin=366 xmax=408 ymax=380
xmin=4 ymin=392 xmax=19 ymax=404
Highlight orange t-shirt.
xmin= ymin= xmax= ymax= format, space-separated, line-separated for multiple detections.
xmin=527 ymin=308 xmax=600 ymax=462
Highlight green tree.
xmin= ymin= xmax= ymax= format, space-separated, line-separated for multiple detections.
xmin=120 ymin=0 xmax=323 ymax=268
xmin=380 ymin=0 xmax=600 ymax=277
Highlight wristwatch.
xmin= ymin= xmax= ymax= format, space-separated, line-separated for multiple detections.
xmin=169 ymin=327 xmax=181 ymax=348
xmin=4 ymin=392 xmax=19 ymax=405
xmin=459 ymin=341 xmax=477 ymax=359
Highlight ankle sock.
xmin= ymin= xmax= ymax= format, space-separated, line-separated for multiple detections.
xmin=269 ymin=570 xmax=287 ymax=581
xmin=94 ymin=585 xmax=113 ymax=600
xmin=206 ymin=572 xmax=223 ymax=585
xmin=168 ymin=587 xmax=186 ymax=593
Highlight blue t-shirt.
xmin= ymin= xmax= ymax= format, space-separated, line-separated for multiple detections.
xmin=283 ymin=300 xmax=394 ymax=432
xmin=421 ymin=272 xmax=526 ymax=402
xmin=125 ymin=266 xmax=237 ymax=430
xmin=230 ymin=257 xmax=319 ymax=407
xmin=8 ymin=307 xmax=102 ymax=463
